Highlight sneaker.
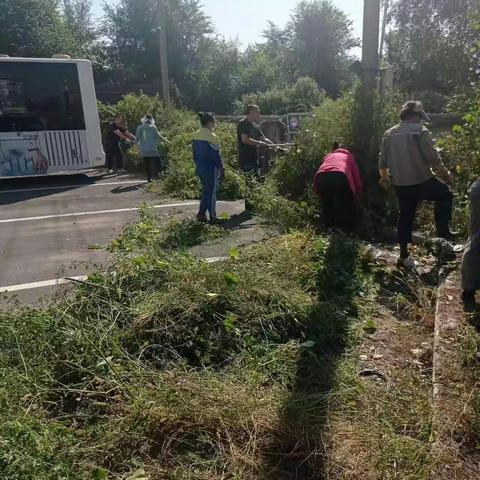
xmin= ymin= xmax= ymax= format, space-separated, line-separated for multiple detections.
xmin=196 ymin=214 xmax=208 ymax=223
xmin=437 ymin=230 xmax=459 ymax=242
xmin=462 ymin=290 xmax=477 ymax=313
xmin=108 ymin=169 xmax=114 ymax=174
xmin=397 ymin=257 xmax=417 ymax=270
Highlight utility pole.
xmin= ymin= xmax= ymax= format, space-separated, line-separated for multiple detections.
xmin=158 ymin=0 xmax=170 ymax=104
xmin=361 ymin=0 xmax=381 ymax=92
xmin=379 ymin=0 xmax=389 ymax=62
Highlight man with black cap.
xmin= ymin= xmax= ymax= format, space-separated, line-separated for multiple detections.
xmin=379 ymin=100 xmax=455 ymax=266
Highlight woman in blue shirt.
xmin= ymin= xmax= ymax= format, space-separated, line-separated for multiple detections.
xmin=192 ymin=112 xmax=224 ymax=223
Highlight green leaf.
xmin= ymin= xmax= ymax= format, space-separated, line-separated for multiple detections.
xmin=363 ymin=319 xmax=377 ymax=334
xmin=93 ymin=468 xmax=108 ymax=480
xmin=229 ymin=247 xmax=240 ymax=260
xmin=223 ymin=314 xmax=237 ymax=333
xmin=224 ymin=272 xmax=240 ymax=286
xmin=133 ymin=255 xmax=147 ymax=266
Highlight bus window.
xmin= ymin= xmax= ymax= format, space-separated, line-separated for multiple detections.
xmin=0 ymin=62 xmax=86 ymax=132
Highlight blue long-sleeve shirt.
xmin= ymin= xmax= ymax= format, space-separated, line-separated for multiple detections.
xmin=192 ymin=128 xmax=224 ymax=174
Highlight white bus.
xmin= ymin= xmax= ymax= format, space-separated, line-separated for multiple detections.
xmin=0 ymin=56 xmax=104 ymax=178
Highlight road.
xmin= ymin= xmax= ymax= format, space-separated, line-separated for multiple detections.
xmin=0 ymin=171 xmax=243 ymax=304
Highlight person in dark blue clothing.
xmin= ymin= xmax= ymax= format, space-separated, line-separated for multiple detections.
xmin=192 ymin=112 xmax=225 ymax=223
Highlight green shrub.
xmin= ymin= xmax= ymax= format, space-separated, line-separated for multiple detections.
xmin=235 ymin=76 xmax=326 ymax=115
xmin=437 ymin=89 xmax=480 ymax=235
xmin=99 ymin=95 xmax=244 ymax=200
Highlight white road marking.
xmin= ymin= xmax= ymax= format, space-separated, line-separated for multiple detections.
xmin=0 ymin=257 xmax=228 ymax=293
xmin=0 ymin=180 xmax=147 ymax=195
xmin=205 ymin=256 xmax=227 ymax=263
xmin=0 ymin=202 xmax=199 ymax=224
xmin=0 ymin=275 xmax=88 ymax=293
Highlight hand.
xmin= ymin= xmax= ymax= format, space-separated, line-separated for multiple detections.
xmin=379 ymin=175 xmax=391 ymax=191
xmin=219 ymin=168 xmax=225 ymax=181
xmin=444 ymin=169 xmax=454 ymax=185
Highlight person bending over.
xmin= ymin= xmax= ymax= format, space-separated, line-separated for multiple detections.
xmin=314 ymin=142 xmax=363 ymax=232
xmin=192 ymin=112 xmax=224 ymax=223
xmin=105 ymin=114 xmax=135 ymax=174
xmin=379 ymin=100 xmax=455 ymax=266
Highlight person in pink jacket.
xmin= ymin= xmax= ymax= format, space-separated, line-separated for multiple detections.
xmin=313 ymin=142 xmax=363 ymax=231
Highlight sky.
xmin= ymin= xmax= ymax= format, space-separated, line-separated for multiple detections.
xmin=92 ymin=0 xmax=364 ymax=52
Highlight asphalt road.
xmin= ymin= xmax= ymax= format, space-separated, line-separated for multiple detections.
xmin=0 ymin=170 xmax=243 ymax=304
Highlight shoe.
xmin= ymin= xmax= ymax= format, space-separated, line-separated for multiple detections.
xmin=397 ymin=256 xmax=417 ymax=270
xmin=196 ymin=214 xmax=208 ymax=223
xmin=108 ymin=169 xmax=114 ymax=174
xmin=462 ymin=290 xmax=477 ymax=313
xmin=437 ymin=230 xmax=459 ymax=242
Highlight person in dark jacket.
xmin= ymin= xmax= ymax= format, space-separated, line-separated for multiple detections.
xmin=462 ymin=179 xmax=480 ymax=310
xmin=313 ymin=142 xmax=363 ymax=231
xmin=192 ymin=112 xmax=224 ymax=223
xmin=105 ymin=114 xmax=135 ymax=174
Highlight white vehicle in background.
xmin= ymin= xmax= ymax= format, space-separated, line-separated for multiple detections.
xmin=0 ymin=55 xmax=104 ymax=178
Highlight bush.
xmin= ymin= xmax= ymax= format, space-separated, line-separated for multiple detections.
xmin=0 ymin=229 xmax=374 ymax=478
xmin=235 ymin=76 xmax=326 ymax=115
xmin=437 ymin=89 xmax=480 ymax=235
xmin=99 ymin=95 xmax=244 ymax=200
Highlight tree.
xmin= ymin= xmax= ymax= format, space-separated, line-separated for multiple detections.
xmin=235 ymin=76 xmax=325 ymax=115
xmin=0 ymin=0 xmax=72 ymax=57
xmin=0 ymin=0 xmax=99 ymax=60
xmin=192 ymin=38 xmax=241 ymax=113
xmin=387 ymin=0 xmax=480 ymax=94
xmin=286 ymin=0 xmax=359 ymax=96
xmin=103 ymin=0 xmax=214 ymax=96
xmin=62 ymin=0 xmax=97 ymax=47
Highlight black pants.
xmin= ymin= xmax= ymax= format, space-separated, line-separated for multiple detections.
xmin=316 ymin=172 xmax=355 ymax=231
xmin=395 ymin=177 xmax=453 ymax=244
xmin=105 ymin=149 xmax=123 ymax=171
xmin=143 ymin=157 xmax=161 ymax=181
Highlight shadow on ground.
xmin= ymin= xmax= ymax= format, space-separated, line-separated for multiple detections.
xmin=263 ymin=234 xmax=363 ymax=479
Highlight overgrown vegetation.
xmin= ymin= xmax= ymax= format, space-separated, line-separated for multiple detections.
xmin=0 ymin=223 xmax=379 ymax=478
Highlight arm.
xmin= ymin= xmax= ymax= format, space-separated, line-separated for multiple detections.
xmin=240 ymin=133 xmax=267 ymax=148
xmin=209 ymin=141 xmax=224 ymax=171
xmin=418 ymin=130 xmax=453 ymax=184
xmin=135 ymin=126 xmax=141 ymax=145
xmin=114 ymin=128 xmax=132 ymax=141
xmin=378 ymin=136 xmax=391 ymax=190
xmin=349 ymin=155 xmax=363 ymax=194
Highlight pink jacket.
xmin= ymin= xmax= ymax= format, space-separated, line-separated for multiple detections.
xmin=314 ymin=148 xmax=363 ymax=200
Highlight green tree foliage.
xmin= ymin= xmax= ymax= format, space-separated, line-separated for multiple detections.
xmin=387 ymin=0 xmax=480 ymax=94
xmin=236 ymin=76 xmax=326 ymax=115
xmin=0 ymin=0 xmax=80 ymax=57
xmin=103 ymin=0 xmax=215 ymax=99
xmin=192 ymin=38 xmax=241 ymax=113
xmin=286 ymin=0 xmax=359 ymax=96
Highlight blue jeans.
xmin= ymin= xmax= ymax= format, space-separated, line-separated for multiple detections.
xmin=197 ymin=168 xmax=219 ymax=219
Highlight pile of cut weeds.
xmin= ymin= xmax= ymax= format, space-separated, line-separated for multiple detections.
xmin=0 ymin=219 xmax=463 ymax=479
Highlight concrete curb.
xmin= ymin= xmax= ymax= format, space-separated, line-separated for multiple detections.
xmin=431 ymin=270 xmax=477 ymax=476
